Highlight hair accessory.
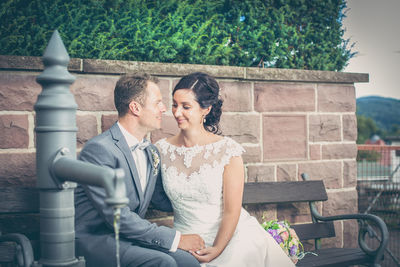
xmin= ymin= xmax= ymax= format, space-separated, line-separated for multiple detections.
xmin=190 ymin=79 xmax=199 ymax=90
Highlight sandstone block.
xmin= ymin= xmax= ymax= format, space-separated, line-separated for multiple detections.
xmin=219 ymin=81 xmax=252 ymax=112
xmin=242 ymin=145 xmax=262 ymax=163
xmin=309 ymin=144 xmax=321 ymax=160
xmin=0 ymin=153 xmax=36 ymax=187
xmin=298 ymin=161 xmax=342 ymax=189
xmin=0 ymin=55 xmax=81 ymax=71
xmin=77 ymin=115 xmax=98 ymax=147
xmin=151 ymin=115 xmax=180 ymax=142
xmin=101 ymin=114 xmax=118 ymax=132
xmin=263 ymin=115 xmax=307 ymax=160
xmin=71 ymin=75 xmax=118 ymax=111
xmin=254 ymin=82 xmax=315 ymax=112
xmin=0 ymin=115 xmax=29 ymax=149
xmin=0 ymin=73 xmax=41 ymax=111
xmin=309 ymin=115 xmax=341 ymax=142
xmin=343 ymin=114 xmax=357 ymax=141
xmin=343 ymin=220 xmax=359 ymax=248
xmin=246 ymin=66 xmax=368 ymax=84
xmin=247 ymin=165 xmax=275 ymax=182
xmin=322 ymin=143 xmax=358 ymax=160
xmin=220 ymin=114 xmax=260 ymax=143
xmin=277 ymin=164 xmax=297 ymax=181
xmin=317 ymin=84 xmax=356 ymax=112
xmin=82 ymin=58 xmax=133 ymax=74
xmin=321 ymin=221 xmax=342 ymax=248
xmin=245 ymin=203 xmax=277 ymax=223
xmin=343 ymin=160 xmax=357 ymax=188
xmin=324 ymin=190 xmax=358 ymax=216
xmin=277 ymin=202 xmax=311 ymax=224
xmin=158 ymin=79 xmax=171 ymax=110
xmin=171 ymin=78 xmax=180 ymax=91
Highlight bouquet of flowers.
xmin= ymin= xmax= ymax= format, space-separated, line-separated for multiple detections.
xmin=261 ymin=219 xmax=304 ymax=264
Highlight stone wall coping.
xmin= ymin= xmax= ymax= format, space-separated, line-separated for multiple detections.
xmin=0 ymin=55 xmax=368 ymax=83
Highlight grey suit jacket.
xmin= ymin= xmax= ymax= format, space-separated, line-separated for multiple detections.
xmin=75 ymin=123 xmax=175 ymax=262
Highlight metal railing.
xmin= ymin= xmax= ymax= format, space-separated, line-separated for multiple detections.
xmin=357 ymin=145 xmax=400 ymax=267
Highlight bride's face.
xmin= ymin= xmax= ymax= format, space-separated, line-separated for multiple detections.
xmin=172 ymin=89 xmax=209 ymax=130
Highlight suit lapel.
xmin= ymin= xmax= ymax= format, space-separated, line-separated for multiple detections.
xmin=110 ymin=124 xmax=144 ymax=202
xmin=143 ymin=147 xmax=156 ymax=199
xmin=136 ymin=146 xmax=159 ymax=215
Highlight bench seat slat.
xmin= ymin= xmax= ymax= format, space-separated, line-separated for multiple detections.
xmin=243 ymin=181 xmax=327 ymax=205
xmin=296 ymin=248 xmax=372 ymax=267
xmin=0 ymin=242 xmax=16 ymax=262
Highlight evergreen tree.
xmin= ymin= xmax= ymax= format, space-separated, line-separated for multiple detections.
xmin=0 ymin=0 xmax=354 ymax=71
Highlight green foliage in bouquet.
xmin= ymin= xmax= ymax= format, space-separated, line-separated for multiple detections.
xmin=0 ymin=0 xmax=354 ymax=71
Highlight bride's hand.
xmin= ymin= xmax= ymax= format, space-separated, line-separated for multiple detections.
xmin=190 ymin=246 xmax=221 ymax=263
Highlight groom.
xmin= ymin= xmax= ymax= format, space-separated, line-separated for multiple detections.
xmin=75 ymin=73 xmax=203 ymax=267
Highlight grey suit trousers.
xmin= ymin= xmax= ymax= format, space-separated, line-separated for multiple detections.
xmin=76 ymin=234 xmax=199 ymax=267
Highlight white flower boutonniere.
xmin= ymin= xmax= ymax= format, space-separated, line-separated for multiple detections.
xmin=150 ymin=148 xmax=160 ymax=176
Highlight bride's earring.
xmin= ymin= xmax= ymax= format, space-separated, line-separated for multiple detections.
xmin=203 ymin=116 xmax=206 ymax=124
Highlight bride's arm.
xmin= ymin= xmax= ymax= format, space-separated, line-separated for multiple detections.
xmin=191 ymin=155 xmax=244 ymax=263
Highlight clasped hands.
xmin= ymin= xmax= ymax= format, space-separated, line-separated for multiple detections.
xmin=178 ymin=234 xmax=221 ymax=263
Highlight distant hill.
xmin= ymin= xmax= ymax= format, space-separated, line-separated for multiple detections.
xmin=356 ymin=96 xmax=400 ymax=131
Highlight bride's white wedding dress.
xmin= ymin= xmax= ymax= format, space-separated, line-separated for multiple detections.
xmin=156 ymin=137 xmax=294 ymax=267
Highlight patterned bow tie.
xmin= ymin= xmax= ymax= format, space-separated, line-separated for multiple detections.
xmin=131 ymin=139 xmax=151 ymax=151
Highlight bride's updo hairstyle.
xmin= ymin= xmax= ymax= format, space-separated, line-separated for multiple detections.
xmin=173 ymin=72 xmax=223 ymax=134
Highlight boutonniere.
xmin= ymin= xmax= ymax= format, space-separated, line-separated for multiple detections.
xmin=150 ymin=148 xmax=160 ymax=176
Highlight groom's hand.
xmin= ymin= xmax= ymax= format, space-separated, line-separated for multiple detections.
xmin=178 ymin=234 xmax=205 ymax=252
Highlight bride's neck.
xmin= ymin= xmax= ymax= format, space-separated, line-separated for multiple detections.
xmin=178 ymin=128 xmax=211 ymax=147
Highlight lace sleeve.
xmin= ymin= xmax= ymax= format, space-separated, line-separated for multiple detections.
xmin=221 ymin=137 xmax=245 ymax=167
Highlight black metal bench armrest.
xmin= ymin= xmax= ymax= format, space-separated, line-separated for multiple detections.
xmin=0 ymin=233 xmax=34 ymax=267
xmin=300 ymin=173 xmax=389 ymax=267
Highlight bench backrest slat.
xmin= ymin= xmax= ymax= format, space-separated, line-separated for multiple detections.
xmin=243 ymin=181 xmax=327 ymax=205
xmin=3 ymin=181 xmax=328 ymax=212
xmin=292 ymin=222 xmax=336 ymax=241
xmin=0 ymin=187 xmax=39 ymax=213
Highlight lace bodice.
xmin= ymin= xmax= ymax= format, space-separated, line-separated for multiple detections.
xmin=155 ymin=137 xmax=244 ymax=245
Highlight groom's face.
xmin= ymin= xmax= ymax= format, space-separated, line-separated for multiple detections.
xmin=138 ymin=81 xmax=166 ymax=131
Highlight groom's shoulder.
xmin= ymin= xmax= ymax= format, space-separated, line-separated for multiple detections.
xmin=80 ymin=128 xmax=115 ymax=155
xmin=86 ymin=128 xmax=113 ymax=145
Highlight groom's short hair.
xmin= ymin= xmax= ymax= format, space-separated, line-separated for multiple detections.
xmin=114 ymin=73 xmax=159 ymax=116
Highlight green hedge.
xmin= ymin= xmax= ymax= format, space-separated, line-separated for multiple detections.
xmin=0 ymin=0 xmax=354 ymax=71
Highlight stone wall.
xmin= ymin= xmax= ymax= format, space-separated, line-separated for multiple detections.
xmin=0 ymin=55 xmax=367 ymax=248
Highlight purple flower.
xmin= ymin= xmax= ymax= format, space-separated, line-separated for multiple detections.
xmin=268 ymin=229 xmax=278 ymax=236
xmin=289 ymin=245 xmax=297 ymax=256
xmin=273 ymin=234 xmax=283 ymax=244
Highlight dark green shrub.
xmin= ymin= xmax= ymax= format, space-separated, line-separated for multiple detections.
xmin=0 ymin=0 xmax=354 ymax=70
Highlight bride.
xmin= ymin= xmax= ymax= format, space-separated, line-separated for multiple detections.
xmin=155 ymin=72 xmax=294 ymax=267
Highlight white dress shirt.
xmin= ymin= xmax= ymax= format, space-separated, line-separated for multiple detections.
xmin=118 ymin=122 xmax=148 ymax=192
xmin=117 ymin=122 xmax=181 ymax=252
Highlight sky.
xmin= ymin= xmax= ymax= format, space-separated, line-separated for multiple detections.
xmin=342 ymin=0 xmax=400 ymax=100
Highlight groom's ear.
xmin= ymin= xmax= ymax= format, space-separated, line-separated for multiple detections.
xmin=129 ymin=101 xmax=141 ymax=116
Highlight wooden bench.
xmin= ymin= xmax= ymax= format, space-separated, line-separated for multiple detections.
xmin=0 ymin=187 xmax=38 ymax=267
xmin=1 ymin=173 xmax=389 ymax=267
xmin=243 ymin=173 xmax=389 ymax=267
